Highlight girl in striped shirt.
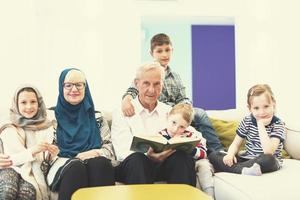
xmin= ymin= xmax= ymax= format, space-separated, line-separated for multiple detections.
xmin=208 ymin=84 xmax=285 ymax=176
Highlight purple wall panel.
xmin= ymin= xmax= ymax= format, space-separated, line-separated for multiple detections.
xmin=192 ymin=25 xmax=236 ymax=110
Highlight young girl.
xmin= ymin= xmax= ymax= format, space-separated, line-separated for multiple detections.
xmin=208 ymin=84 xmax=285 ymax=176
xmin=0 ymin=85 xmax=58 ymax=200
xmin=159 ymin=103 xmax=215 ymax=198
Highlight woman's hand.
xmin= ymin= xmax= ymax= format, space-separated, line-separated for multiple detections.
xmin=223 ymin=153 xmax=237 ymax=167
xmin=0 ymin=154 xmax=12 ymax=168
xmin=146 ymin=147 xmax=176 ymax=163
xmin=76 ymin=149 xmax=99 ymax=161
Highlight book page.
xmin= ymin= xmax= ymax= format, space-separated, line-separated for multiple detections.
xmin=167 ymin=140 xmax=199 ymax=153
xmin=168 ymin=136 xmax=200 ymax=145
xmin=134 ymin=134 xmax=168 ymax=144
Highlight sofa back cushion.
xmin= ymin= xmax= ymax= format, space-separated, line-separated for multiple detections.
xmin=209 ymin=118 xmax=245 ymax=151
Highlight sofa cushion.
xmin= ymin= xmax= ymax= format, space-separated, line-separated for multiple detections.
xmin=214 ymin=159 xmax=300 ymax=200
xmin=209 ymin=118 xmax=242 ymax=151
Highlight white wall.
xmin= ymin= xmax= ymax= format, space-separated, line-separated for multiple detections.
xmin=0 ymin=0 xmax=299 ymax=128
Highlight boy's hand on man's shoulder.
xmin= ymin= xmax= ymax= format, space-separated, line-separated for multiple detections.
xmin=121 ymin=95 xmax=135 ymax=117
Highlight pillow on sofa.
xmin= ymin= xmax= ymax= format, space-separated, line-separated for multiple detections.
xmin=209 ymin=117 xmax=289 ymax=158
xmin=209 ymin=118 xmax=243 ymax=151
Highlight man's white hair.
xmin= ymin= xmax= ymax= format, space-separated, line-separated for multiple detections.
xmin=135 ymin=61 xmax=165 ymax=81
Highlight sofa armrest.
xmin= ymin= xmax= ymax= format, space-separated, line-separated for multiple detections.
xmin=284 ymin=128 xmax=300 ymax=160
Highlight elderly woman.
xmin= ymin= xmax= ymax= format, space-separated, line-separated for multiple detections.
xmin=0 ymin=85 xmax=57 ymax=200
xmin=47 ymin=68 xmax=115 ymax=200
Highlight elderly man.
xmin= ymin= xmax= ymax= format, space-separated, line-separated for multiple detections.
xmin=111 ymin=62 xmax=196 ymax=186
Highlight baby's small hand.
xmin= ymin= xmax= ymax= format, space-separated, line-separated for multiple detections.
xmin=200 ymin=137 xmax=207 ymax=147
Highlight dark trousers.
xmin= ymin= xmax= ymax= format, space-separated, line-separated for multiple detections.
xmin=58 ymin=156 xmax=115 ymax=200
xmin=115 ymin=151 xmax=196 ymax=186
xmin=191 ymin=107 xmax=224 ymax=153
xmin=208 ymin=151 xmax=280 ymax=174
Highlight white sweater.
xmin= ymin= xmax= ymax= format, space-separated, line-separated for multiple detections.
xmin=1 ymin=125 xmax=54 ymax=200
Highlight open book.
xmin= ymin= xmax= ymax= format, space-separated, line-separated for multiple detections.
xmin=130 ymin=134 xmax=201 ymax=154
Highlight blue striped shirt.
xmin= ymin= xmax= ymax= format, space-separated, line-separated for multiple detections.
xmin=237 ymin=115 xmax=285 ymax=164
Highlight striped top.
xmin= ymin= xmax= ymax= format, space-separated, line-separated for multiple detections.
xmin=159 ymin=128 xmax=207 ymax=160
xmin=237 ymin=115 xmax=285 ymax=164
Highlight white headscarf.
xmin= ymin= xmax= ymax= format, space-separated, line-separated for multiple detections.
xmin=9 ymin=85 xmax=52 ymax=131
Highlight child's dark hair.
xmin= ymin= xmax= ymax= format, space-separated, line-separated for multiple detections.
xmin=169 ymin=103 xmax=194 ymax=125
xmin=247 ymin=84 xmax=275 ymax=107
xmin=150 ymin=33 xmax=172 ymax=52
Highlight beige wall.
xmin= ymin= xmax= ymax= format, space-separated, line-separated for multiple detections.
xmin=0 ymin=0 xmax=299 ymax=128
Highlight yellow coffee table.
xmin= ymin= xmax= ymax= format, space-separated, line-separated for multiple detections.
xmin=72 ymin=184 xmax=211 ymax=200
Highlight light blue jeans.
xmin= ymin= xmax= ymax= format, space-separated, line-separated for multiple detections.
xmin=191 ymin=108 xmax=224 ymax=153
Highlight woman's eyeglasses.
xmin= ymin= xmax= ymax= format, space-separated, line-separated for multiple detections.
xmin=63 ymin=82 xmax=85 ymax=90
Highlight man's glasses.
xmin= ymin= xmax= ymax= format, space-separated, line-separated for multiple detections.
xmin=63 ymin=82 xmax=86 ymax=90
